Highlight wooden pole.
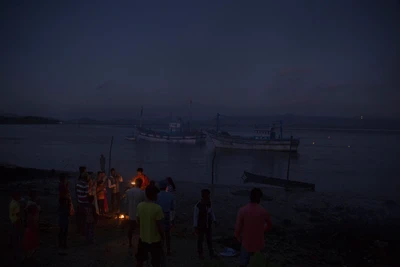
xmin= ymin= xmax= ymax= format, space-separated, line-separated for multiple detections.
xmin=108 ymin=136 xmax=114 ymax=176
xmin=284 ymin=136 xmax=293 ymax=225
xmin=211 ymin=149 xmax=217 ymax=185
xmin=286 ymin=136 xmax=293 ymax=182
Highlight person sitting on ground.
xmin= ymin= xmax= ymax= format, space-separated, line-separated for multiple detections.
xmin=126 ymin=178 xmax=146 ymax=249
xmin=136 ymin=184 xmax=164 ymax=267
xmin=133 ymin=168 xmax=150 ymax=190
xmin=234 ymin=188 xmax=272 ymax=267
xmin=156 ymin=180 xmax=175 ymax=256
xmin=193 ymin=189 xmax=217 ymax=260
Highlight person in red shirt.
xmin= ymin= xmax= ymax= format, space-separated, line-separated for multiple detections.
xmin=234 ymin=188 xmax=272 ymax=267
xmin=132 ymin=168 xmax=149 ymax=189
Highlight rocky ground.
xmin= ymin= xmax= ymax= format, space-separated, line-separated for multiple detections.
xmin=1 ymin=165 xmax=400 ymax=266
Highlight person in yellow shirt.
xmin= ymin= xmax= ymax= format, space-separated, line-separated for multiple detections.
xmin=9 ymin=191 xmax=22 ymax=262
xmin=136 ymin=184 xmax=164 ymax=267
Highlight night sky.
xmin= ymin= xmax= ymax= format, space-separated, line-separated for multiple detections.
xmin=1 ymin=0 xmax=399 ymax=119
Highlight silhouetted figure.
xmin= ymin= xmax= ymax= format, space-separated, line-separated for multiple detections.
xmin=108 ymin=168 xmax=123 ymax=212
xmin=194 ymin=189 xmax=217 ymax=259
xmin=100 ymin=154 xmax=105 ymax=172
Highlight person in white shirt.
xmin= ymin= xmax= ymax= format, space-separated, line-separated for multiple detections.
xmin=108 ymin=168 xmax=123 ymax=212
xmin=126 ymin=178 xmax=146 ymax=248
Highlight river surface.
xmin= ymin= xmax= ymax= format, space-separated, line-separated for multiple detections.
xmin=0 ymin=124 xmax=399 ymax=201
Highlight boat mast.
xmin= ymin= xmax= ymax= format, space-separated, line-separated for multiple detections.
xmin=216 ymin=113 xmax=220 ymax=132
xmin=140 ymin=106 xmax=143 ymax=127
xmin=189 ymin=99 xmax=192 ymax=132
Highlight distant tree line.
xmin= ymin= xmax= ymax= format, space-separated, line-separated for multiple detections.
xmin=0 ymin=116 xmax=59 ymax=124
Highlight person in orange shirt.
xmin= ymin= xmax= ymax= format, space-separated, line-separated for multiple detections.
xmin=132 ymin=168 xmax=149 ymax=189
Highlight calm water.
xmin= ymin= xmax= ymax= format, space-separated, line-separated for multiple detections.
xmin=0 ymin=124 xmax=399 ymax=201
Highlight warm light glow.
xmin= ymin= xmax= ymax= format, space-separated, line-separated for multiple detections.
xmin=119 ymin=214 xmax=125 ymax=219
xmin=131 ymin=181 xmax=135 ymax=185
xmin=312 ymin=142 xmax=315 ymax=145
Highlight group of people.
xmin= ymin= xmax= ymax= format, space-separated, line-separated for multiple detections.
xmin=9 ymin=161 xmax=272 ymax=267
xmin=126 ymin=174 xmax=272 ymax=267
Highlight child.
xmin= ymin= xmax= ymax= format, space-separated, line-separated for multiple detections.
xmin=23 ymin=203 xmax=39 ymax=262
xmin=58 ymin=198 xmax=70 ymax=249
xmin=96 ymin=179 xmax=105 ymax=215
xmin=85 ymin=195 xmax=98 ymax=244
xmin=193 ymin=189 xmax=217 ymax=259
xmin=10 ymin=191 xmax=22 ymax=262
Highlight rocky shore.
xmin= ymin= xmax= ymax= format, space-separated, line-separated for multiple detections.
xmin=1 ymin=165 xmax=399 ymax=266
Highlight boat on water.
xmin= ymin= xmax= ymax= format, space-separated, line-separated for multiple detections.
xmin=136 ymin=121 xmax=206 ymax=144
xmin=207 ymin=114 xmax=299 ymax=152
xmin=125 ymin=136 xmax=136 ymax=141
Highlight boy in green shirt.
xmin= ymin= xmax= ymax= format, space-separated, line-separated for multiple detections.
xmin=136 ymin=184 xmax=164 ymax=267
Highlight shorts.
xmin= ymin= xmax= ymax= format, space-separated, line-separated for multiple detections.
xmin=240 ymin=246 xmax=254 ymax=266
xmin=136 ymin=239 xmax=161 ymax=264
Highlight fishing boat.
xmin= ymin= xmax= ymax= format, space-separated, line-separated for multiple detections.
xmin=125 ymin=136 xmax=136 ymax=141
xmin=207 ymin=114 xmax=299 ymax=152
xmin=136 ymin=121 xmax=206 ymax=144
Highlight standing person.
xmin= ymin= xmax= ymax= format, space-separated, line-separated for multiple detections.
xmin=108 ymin=168 xmax=123 ymax=212
xmin=156 ymin=180 xmax=175 ymax=256
xmin=136 ymin=185 xmax=164 ymax=267
xmin=193 ymin=189 xmax=217 ymax=260
xmin=235 ymin=188 xmax=272 ymax=267
xmin=10 ymin=191 xmax=22 ymax=263
xmin=100 ymin=171 xmax=109 ymax=214
xmin=165 ymin=177 xmax=176 ymax=194
xmin=75 ymin=172 xmax=89 ymax=235
xmin=58 ymin=198 xmax=70 ymax=249
xmin=85 ymin=195 xmax=98 ymax=244
xmin=133 ymin=168 xmax=150 ymax=189
xmin=91 ymin=172 xmax=99 ymax=214
xmin=100 ymin=154 xmax=106 ymax=172
xmin=126 ymin=178 xmax=145 ymax=249
xmin=96 ymin=179 xmax=106 ymax=215
xmin=23 ymin=203 xmax=39 ymax=263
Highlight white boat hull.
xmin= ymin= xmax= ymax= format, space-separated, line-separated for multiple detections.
xmin=208 ymin=133 xmax=299 ymax=152
xmin=136 ymin=133 xmax=202 ymax=144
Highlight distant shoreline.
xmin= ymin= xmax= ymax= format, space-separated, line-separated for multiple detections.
xmin=2 ymin=122 xmax=399 ymax=133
